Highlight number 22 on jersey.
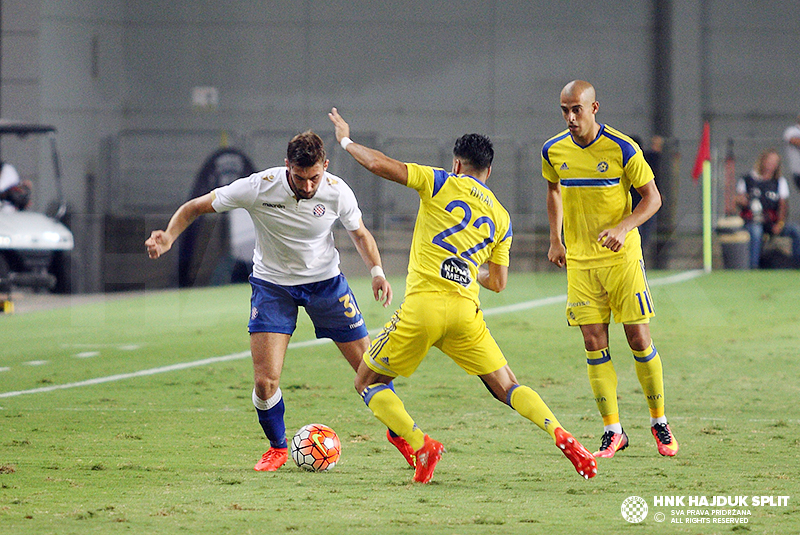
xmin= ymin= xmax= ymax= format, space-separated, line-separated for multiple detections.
xmin=432 ymin=200 xmax=496 ymax=266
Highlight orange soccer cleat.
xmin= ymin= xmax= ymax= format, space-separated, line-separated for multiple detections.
xmin=413 ymin=435 xmax=444 ymax=484
xmin=254 ymin=447 xmax=288 ymax=471
xmin=387 ymin=430 xmax=416 ymax=468
xmin=651 ymin=423 xmax=679 ymax=456
xmin=594 ymin=430 xmax=629 ymax=459
xmin=555 ymin=427 xmax=598 ymax=479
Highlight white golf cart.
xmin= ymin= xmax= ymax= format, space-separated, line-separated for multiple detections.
xmin=0 ymin=121 xmax=74 ymax=311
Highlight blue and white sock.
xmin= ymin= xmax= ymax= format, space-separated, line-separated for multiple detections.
xmin=253 ymin=388 xmax=287 ymax=449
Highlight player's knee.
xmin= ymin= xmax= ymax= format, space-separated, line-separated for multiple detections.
xmin=354 ymin=373 xmax=371 ymax=395
xmin=580 ymin=324 xmax=609 ymax=350
xmin=254 ymin=376 xmax=280 ymax=400
xmin=582 ymin=335 xmax=606 ymax=351
xmin=624 ymin=328 xmax=651 ymax=351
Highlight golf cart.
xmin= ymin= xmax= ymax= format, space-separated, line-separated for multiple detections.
xmin=0 ymin=120 xmax=74 ymax=310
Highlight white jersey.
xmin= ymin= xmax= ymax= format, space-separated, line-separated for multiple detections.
xmin=211 ymin=166 xmax=363 ymax=285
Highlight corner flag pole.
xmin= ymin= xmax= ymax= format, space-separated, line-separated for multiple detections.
xmin=702 ymin=159 xmax=712 ymax=272
xmin=692 ymin=121 xmax=712 ymax=272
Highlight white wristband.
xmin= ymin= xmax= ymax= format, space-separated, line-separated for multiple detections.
xmin=340 ymin=137 xmax=354 ymax=151
xmin=370 ymin=265 xmax=385 ymax=279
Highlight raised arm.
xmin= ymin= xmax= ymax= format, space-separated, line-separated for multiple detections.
xmin=328 ymin=107 xmax=409 ymax=186
xmin=347 ymin=220 xmax=393 ymax=307
xmin=145 ymin=192 xmax=216 ymax=258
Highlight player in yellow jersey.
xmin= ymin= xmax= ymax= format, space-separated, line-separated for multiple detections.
xmin=329 ymin=107 xmax=597 ymax=483
xmin=542 ymin=80 xmax=678 ymax=459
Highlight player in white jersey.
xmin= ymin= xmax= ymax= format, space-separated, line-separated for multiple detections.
xmin=146 ymin=131 xmax=410 ymax=471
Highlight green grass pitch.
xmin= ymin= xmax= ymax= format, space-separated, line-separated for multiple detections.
xmin=1 ymin=270 xmax=799 ymax=534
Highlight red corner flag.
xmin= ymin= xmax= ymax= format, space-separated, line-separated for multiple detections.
xmin=692 ymin=121 xmax=710 ymax=182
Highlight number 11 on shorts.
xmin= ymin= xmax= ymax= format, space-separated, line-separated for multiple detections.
xmin=635 ymin=291 xmax=653 ymax=316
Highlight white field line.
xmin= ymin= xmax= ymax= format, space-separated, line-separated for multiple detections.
xmin=0 ymin=270 xmax=704 ymax=399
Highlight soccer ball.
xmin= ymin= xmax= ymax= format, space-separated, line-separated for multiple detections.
xmin=291 ymin=423 xmax=341 ymax=472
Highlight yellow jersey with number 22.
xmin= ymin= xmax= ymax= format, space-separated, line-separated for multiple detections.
xmin=403 ymin=162 xmax=512 ymax=307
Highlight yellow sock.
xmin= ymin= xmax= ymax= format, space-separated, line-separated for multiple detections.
xmin=508 ymin=385 xmax=561 ymax=441
xmin=586 ymin=348 xmax=620 ymax=424
xmin=633 ymin=342 xmax=665 ymax=419
xmin=362 ymin=384 xmax=425 ymax=451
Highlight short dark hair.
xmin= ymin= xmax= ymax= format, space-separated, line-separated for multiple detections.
xmin=287 ymin=131 xmax=326 ymax=168
xmin=453 ymin=133 xmax=493 ymax=170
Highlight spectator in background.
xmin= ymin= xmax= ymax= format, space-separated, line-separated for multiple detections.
xmin=735 ymin=149 xmax=800 ymax=268
xmin=0 ymin=161 xmax=32 ymax=212
xmin=783 ymin=114 xmax=800 ymax=190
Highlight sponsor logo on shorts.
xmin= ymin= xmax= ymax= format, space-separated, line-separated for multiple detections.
xmin=251 ymin=306 xmax=259 ymax=320
xmin=349 ymin=318 xmax=364 ymax=330
xmin=441 ymin=257 xmax=472 ymax=287
xmin=568 ymin=300 xmax=590 ymax=307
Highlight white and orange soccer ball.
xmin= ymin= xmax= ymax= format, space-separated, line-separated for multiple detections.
xmin=290 ymin=423 xmax=341 ymax=472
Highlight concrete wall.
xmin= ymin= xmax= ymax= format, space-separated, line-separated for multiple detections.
xmin=2 ymin=0 xmax=800 ymax=289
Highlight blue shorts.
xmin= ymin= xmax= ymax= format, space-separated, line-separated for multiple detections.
xmin=248 ymin=274 xmax=369 ymax=343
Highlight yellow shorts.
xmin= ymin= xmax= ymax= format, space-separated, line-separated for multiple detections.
xmin=364 ymin=291 xmax=507 ymax=378
xmin=566 ymin=258 xmax=654 ymax=326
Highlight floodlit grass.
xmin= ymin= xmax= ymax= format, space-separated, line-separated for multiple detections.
xmin=1 ymin=271 xmax=799 ymax=534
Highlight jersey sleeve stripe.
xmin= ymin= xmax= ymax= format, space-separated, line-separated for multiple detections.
xmin=501 ymin=223 xmax=513 ymax=242
xmin=542 ymin=132 xmax=571 ymax=166
xmin=601 ymin=129 xmax=637 ymax=166
xmin=432 ymin=169 xmax=449 ymax=197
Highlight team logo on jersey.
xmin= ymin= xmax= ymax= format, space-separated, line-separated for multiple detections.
xmin=441 ymin=257 xmax=472 ymax=287
xmin=560 ymin=162 xmax=569 ymax=170
xmin=313 ymin=204 xmax=326 ymax=217
xmin=596 ymin=161 xmax=609 ymax=173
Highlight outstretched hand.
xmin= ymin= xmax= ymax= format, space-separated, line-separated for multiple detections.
xmin=328 ymin=107 xmax=350 ymax=144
